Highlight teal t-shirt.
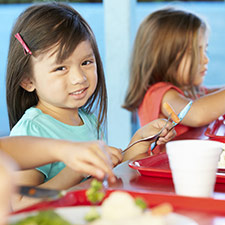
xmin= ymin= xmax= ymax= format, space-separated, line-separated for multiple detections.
xmin=10 ymin=107 xmax=100 ymax=181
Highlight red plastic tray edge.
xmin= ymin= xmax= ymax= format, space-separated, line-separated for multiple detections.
xmin=128 ymin=153 xmax=225 ymax=184
xmin=205 ymin=115 xmax=225 ymax=141
xmin=12 ymin=189 xmax=225 ymax=215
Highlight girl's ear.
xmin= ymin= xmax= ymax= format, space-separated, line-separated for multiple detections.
xmin=20 ymin=78 xmax=35 ymax=92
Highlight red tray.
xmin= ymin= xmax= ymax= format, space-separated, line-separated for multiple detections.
xmin=205 ymin=115 xmax=225 ymax=142
xmin=129 ymin=152 xmax=225 ymax=183
xmin=11 ymin=189 xmax=225 ymax=215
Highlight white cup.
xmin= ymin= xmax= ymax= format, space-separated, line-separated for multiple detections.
xmin=166 ymin=140 xmax=223 ymax=198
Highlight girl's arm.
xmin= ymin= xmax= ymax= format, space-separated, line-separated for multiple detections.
xmin=206 ymin=87 xmax=222 ymax=94
xmin=161 ymin=88 xmax=225 ymax=127
xmin=0 ymin=136 xmax=118 ymax=180
xmin=0 ymin=136 xmax=122 ymax=211
xmin=12 ymin=147 xmax=121 ymax=211
xmin=0 ymin=153 xmax=15 ymax=224
xmin=123 ymin=119 xmax=176 ymax=161
xmin=12 ymin=166 xmax=85 ymax=211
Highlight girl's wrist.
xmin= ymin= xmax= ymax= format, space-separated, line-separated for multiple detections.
xmin=47 ymin=139 xmax=67 ymax=162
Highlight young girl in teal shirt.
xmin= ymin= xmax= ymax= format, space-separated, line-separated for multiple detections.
xmin=6 ymin=2 xmax=175 ymax=210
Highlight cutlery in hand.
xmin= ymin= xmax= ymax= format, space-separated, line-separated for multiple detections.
xmin=151 ymin=100 xmax=193 ymax=151
xmin=123 ymin=114 xmax=171 ymax=153
xmin=19 ymin=186 xmax=66 ymax=200
xmin=171 ymin=100 xmax=193 ymax=128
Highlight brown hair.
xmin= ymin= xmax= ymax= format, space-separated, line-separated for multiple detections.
xmin=123 ymin=7 xmax=207 ymax=111
xmin=6 ymin=2 xmax=107 ymax=135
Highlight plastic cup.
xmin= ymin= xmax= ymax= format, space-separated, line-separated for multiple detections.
xmin=166 ymin=140 xmax=223 ymax=198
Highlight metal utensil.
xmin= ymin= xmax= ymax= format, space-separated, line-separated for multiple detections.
xmin=123 ymin=114 xmax=172 ymax=153
xmin=102 ymin=175 xmax=109 ymax=192
xmin=19 ymin=186 xmax=66 ymax=200
xmin=151 ymin=100 xmax=193 ymax=151
xmin=171 ymin=100 xmax=193 ymax=128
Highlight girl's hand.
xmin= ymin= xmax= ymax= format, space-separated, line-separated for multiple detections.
xmin=123 ymin=119 xmax=176 ymax=161
xmin=107 ymin=146 xmax=123 ymax=167
xmin=152 ymin=119 xmax=176 ymax=145
xmin=57 ymin=140 xmax=117 ymax=183
xmin=136 ymin=118 xmax=176 ymax=145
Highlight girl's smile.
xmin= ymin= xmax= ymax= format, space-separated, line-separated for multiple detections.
xmin=200 ymin=69 xmax=207 ymax=77
xmin=69 ymin=87 xmax=89 ymax=100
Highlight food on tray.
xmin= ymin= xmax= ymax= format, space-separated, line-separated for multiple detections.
xmin=89 ymin=191 xmax=172 ymax=225
xmin=85 ymin=180 xmax=172 ymax=224
xmin=10 ymin=210 xmax=72 ymax=225
xmin=151 ymin=203 xmax=173 ymax=216
xmin=10 ymin=191 xmax=172 ymax=225
xmin=100 ymin=191 xmax=143 ymax=220
xmin=11 ymin=180 xmax=173 ymax=225
xmin=135 ymin=197 xmax=147 ymax=210
xmin=86 ymin=191 xmax=172 ymax=225
xmin=85 ymin=207 xmax=101 ymax=222
xmin=163 ymin=102 xmax=180 ymax=124
xmin=86 ymin=179 xmax=105 ymax=204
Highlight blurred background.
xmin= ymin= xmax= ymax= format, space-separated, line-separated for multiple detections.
xmin=1 ymin=0 xmax=225 ymax=149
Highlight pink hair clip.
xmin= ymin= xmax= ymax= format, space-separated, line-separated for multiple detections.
xmin=14 ymin=33 xmax=32 ymax=55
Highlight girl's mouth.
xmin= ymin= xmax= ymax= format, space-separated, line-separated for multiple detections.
xmin=200 ymin=69 xmax=207 ymax=76
xmin=70 ymin=87 xmax=88 ymax=99
xmin=72 ymin=89 xmax=85 ymax=95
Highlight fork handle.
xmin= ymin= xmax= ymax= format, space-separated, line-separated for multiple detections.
xmin=123 ymin=132 xmax=162 ymax=153
xmin=150 ymin=138 xmax=158 ymax=151
xmin=122 ymin=138 xmax=150 ymax=153
xmin=123 ymin=115 xmax=171 ymax=153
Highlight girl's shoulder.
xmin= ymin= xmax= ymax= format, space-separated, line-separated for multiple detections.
xmin=144 ymin=82 xmax=184 ymax=100
xmin=9 ymin=107 xmax=51 ymax=137
xmin=149 ymin=82 xmax=184 ymax=93
xmin=79 ymin=109 xmax=102 ymax=139
xmin=10 ymin=107 xmax=99 ymax=140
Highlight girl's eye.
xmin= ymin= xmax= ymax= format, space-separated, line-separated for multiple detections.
xmin=82 ymin=60 xmax=93 ymax=66
xmin=55 ymin=66 xmax=66 ymax=72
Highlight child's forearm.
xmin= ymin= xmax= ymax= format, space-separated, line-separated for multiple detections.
xmin=163 ymin=88 xmax=225 ymax=127
xmin=37 ymin=166 xmax=84 ymax=190
xmin=0 ymin=136 xmax=116 ymax=183
xmin=12 ymin=167 xmax=84 ymax=211
xmin=123 ymin=144 xmax=150 ymax=162
xmin=122 ymin=129 xmax=152 ymax=162
xmin=0 ymin=136 xmax=61 ymax=169
xmin=189 ymin=88 xmax=225 ymax=126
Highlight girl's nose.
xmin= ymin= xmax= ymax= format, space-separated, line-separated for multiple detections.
xmin=204 ymin=53 xmax=209 ymax=65
xmin=201 ymin=51 xmax=209 ymax=65
xmin=69 ymin=68 xmax=87 ymax=84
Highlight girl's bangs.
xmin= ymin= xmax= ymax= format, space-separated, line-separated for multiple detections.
xmin=55 ymin=19 xmax=91 ymax=63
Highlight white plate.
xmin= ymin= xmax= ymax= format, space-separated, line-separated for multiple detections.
xmin=9 ymin=206 xmax=198 ymax=225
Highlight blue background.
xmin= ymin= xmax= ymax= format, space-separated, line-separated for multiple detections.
xmin=1 ymin=2 xmax=225 ymax=139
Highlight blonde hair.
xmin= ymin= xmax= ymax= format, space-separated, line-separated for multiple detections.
xmin=123 ymin=7 xmax=207 ymax=111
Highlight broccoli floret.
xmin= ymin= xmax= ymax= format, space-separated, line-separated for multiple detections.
xmin=11 ymin=210 xmax=72 ymax=225
xmin=86 ymin=179 xmax=105 ymax=204
xmin=84 ymin=207 xmax=100 ymax=222
xmin=135 ymin=197 xmax=147 ymax=210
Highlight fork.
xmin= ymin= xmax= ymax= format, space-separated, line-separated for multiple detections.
xmin=102 ymin=175 xmax=109 ymax=191
xmin=122 ymin=114 xmax=172 ymax=153
xmin=151 ymin=100 xmax=193 ymax=151
xmin=99 ymin=132 xmax=109 ymax=191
